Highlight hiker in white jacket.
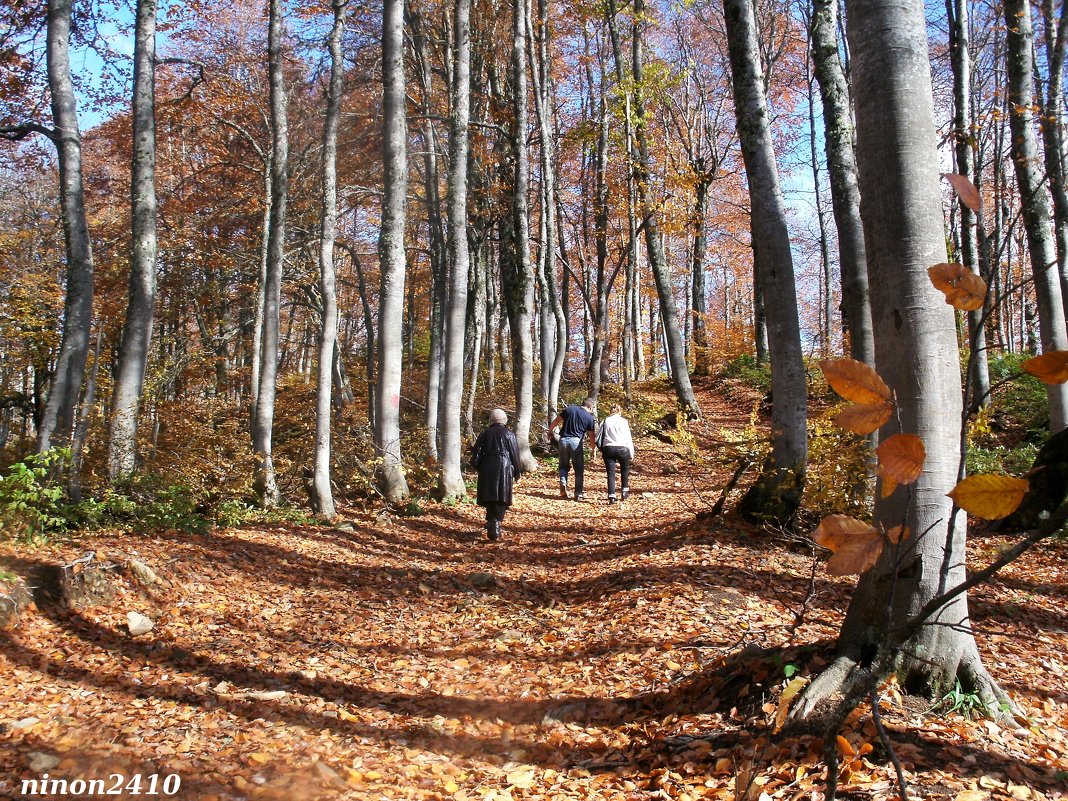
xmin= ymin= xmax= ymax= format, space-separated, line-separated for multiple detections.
xmin=596 ymin=404 xmax=635 ymax=505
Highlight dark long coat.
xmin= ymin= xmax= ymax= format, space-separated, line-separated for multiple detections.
xmin=470 ymin=423 xmax=521 ymax=506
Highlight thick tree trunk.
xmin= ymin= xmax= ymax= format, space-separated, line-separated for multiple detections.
xmin=252 ymin=0 xmax=288 ymax=507
xmin=810 ymin=0 xmax=874 ymax=366
xmin=798 ymin=0 xmax=1007 ymax=717
xmin=1005 ymin=0 xmax=1068 ymax=433
xmin=724 ymin=0 xmax=808 ymax=525
xmin=1038 ymin=0 xmax=1068 ymax=319
xmin=250 ymin=150 xmax=271 ymax=413
xmin=625 ymin=0 xmax=698 ymax=416
xmin=439 ymin=0 xmax=472 ymax=498
xmin=411 ymin=10 xmax=447 ymax=464
xmin=311 ymin=0 xmax=346 ymax=519
xmin=37 ymin=0 xmax=95 ymax=460
xmin=107 ymin=0 xmax=157 ymax=481
xmin=503 ymin=0 xmax=538 ymax=472
xmin=529 ymin=0 xmax=566 ymax=432
xmin=375 ymin=0 xmax=412 ymax=502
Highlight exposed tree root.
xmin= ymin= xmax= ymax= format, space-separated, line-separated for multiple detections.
xmin=958 ymin=648 xmax=1021 ymax=723
xmin=790 ymin=655 xmax=858 ymax=720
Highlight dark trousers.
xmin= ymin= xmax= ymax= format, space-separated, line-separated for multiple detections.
xmin=601 ymin=446 xmax=631 ymax=498
xmin=558 ymin=437 xmax=586 ymax=494
xmin=484 ymin=502 xmax=508 ymax=528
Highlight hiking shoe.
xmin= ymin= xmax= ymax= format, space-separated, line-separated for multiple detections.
xmin=608 ymin=496 xmax=617 ymax=506
xmin=575 ymin=493 xmax=586 ymax=502
xmin=487 ymin=522 xmax=501 ymax=541
xmin=558 ymin=483 xmax=569 ymax=499
xmin=621 ymin=488 xmax=630 ymax=501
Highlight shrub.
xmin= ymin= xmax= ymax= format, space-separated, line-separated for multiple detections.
xmin=721 ymin=353 xmax=772 ymax=395
xmin=986 ymin=353 xmax=1049 ymax=440
xmin=70 ymin=475 xmax=209 ymax=534
xmin=0 ymin=449 xmax=70 ymax=542
xmin=803 ymin=416 xmax=871 ymax=519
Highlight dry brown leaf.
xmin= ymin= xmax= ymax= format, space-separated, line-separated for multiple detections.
xmin=948 ymin=474 xmax=1030 ymax=520
xmin=886 ymin=525 xmax=910 ymax=544
xmin=1020 ymin=351 xmax=1068 ymax=384
xmin=506 ymin=765 xmax=536 ymax=789
xmin=880 ymin=471 xmax=898 ymax=498
xmin=826 ymin=539 xmax=883 ymax=576
xmin=812 ymin=514 xmax=877 ymax=551
xmin=834 ymin=401 xmax=894 ymax=435
xmin=812 ymin=515 xmax=884 ymax=576
xmin=942 ymin=172 xmax=983 ymax=211
xmin=820 ymin=358 xmax=892 ymax=404
xmin=773 ymin=677 xmax=808 ymax=733
xmin=928 ymin=263 xmax=987 ymax=311
xmin=877 ymin=433 xmax=926 ymax=484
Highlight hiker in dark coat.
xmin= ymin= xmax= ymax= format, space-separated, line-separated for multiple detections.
xmin=470 ymin=408 xmax=521 ymax=541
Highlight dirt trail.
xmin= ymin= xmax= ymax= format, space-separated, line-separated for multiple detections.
xmin=2 ymin=384 xmax=1067 ymax=800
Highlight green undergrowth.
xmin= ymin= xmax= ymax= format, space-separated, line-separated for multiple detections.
xmin=0 ymin=451 xmax=308 ymax=544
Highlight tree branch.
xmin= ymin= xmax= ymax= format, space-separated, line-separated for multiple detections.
xmin=0 ymin=122 xmax=56 ymax=143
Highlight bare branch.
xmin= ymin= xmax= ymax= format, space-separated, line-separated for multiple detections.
xmin=0 ymin=122 xmax=56 ymax=143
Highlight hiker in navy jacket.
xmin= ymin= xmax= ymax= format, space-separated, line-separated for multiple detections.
xmin=548 ymin=397 xmax=597 ymax=501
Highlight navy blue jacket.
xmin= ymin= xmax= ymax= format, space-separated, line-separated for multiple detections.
xmin=558 ymin=405 xmax=596 ymax=439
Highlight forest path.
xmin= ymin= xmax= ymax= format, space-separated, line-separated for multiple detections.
xmin=2 ymin=381 xmax=1067 ymax=800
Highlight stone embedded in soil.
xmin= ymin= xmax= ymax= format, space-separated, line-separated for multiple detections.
xmin=127 ymin=611 xmax=155 ymax=636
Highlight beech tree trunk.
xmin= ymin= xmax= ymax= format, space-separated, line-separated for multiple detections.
xmin=36 ymin=0 xmax=95 ymax=459
xmin=947 ymin=0 xmax=991 ymax=410
xmin=1038 ymin=0 xmax=1068 ymax=319
xmin=250 ymin=150 xmax=271 ymax=413
xmin=1005 ymin=0 xmax=1068 ymax=433
xmin=252 ymin=0 xmax=288 ymax=507
xmin=810 ymin=0 xmax=874 ymax=366
xmin=589 ymin=87 xmax=610 ymax=404
xmin=691 ymin=174 xmax=711 ymax=375
xmin=799 ymin=0 xmax=1008 ymax=716
xmin=411 ymin=9 xmax=447 ymax=463
xmin=503 ymin=0 xmax=538 ymax=472
xmin=107 ymin=0 xmax=157 ymax=481
xmin=311 ymin=0 xmax=346 ymax=519
xmin=439 ymin=0 xmax=472 ymax=498
xmin=626 ymin=0 xmax=699 ymax=416
xmin=375 ymin=0 xmax=413 ymax=502
xmin=530 ymin=0 xmax=567 ymax=431
xmin=724 ymin=0 xmax=808 ymax=524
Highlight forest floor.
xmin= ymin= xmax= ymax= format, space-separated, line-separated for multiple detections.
xmin=2 ymin=381 xmax=1068 ymax=800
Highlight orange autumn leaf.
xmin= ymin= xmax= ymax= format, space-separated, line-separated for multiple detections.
xmin=820 ymin=358 xmax=893 ymax=404
xmin=877 ymin=433 xmax=925 ymax=484
xmin=928 ymin=263 xmax=987 ymax=311
xmin=948 ymin=474 xmax=1030 ymax=520
xmin=812 ymin=515 xmax=884 ymax=576
xmin=886 ymin=525 xmax=911 ymax=544
xmin=834 ymin=401 xmax=895 ymax=435
xmin=837 ymin=734 xmax=856 ymax=757
xmin=1020 ymin=351 xmax=1068 ymax=384
xmin=881 ymin=472 xmax=898 ymax=498
xmin=773 ymin=676 xmax=808 ymax=734
xmin=942 ymin=172 xmax=982 ymax=212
